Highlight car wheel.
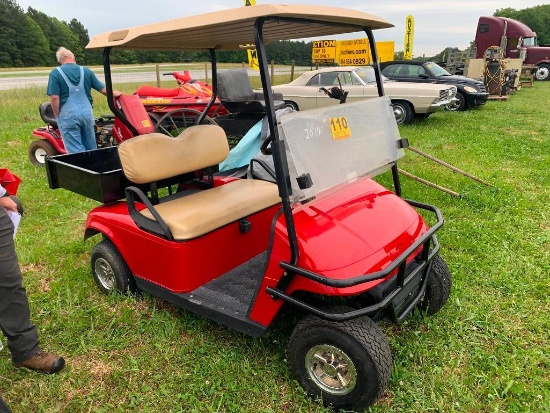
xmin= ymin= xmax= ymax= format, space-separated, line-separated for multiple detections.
xmin=284 ymin=101 xmax=299 ymax=111
xmin=391 ymin=100 xmax=413 ymax=125
xmin=418 ymin=255 xmax=452 ymax=316
xmin=535 ymin=63 xmax=550 ymax=81
xmin=287 ymin=308 xmax=392 ymax=410
xmin=447 ymin=92 xmax=467 ymax=111
xmin=91 ymin=240 xmax=136 ymax=295
xmin=28 ymin=139 xmax=59 ymax=166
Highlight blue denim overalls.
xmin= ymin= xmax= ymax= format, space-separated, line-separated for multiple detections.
xmin=56 ymin=66 xmax=96 ymax=153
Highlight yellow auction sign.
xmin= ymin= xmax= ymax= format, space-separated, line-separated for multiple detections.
xmin=338 ymin=39 xmax=369 ymax=66
xmin=404 ymin=15 xmax=414 ymax=60
xmin=244 ymin=0 xmax=259 ymax=70
xmin=312 ymin=40 xmax=337 ymax=63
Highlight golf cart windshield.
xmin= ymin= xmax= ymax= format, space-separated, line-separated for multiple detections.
xmin=280 ymin=96 xmax=404 ymax=203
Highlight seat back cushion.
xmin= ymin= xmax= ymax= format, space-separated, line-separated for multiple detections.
xmin=118 ymin=125 xmax=229 ymax=184
xmin=217 ymin=69 xmax=254 ymax=101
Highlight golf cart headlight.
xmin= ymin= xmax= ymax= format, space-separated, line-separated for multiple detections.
xmin=463 ymin=86 xmax=477 ymax=93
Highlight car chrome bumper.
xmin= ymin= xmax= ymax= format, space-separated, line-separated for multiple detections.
xmin=428 ymin=98 xmax=454 ymax=112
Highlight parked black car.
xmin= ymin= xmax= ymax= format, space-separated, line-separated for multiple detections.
xmin=380 ymin=60 xmax=489 ymax=111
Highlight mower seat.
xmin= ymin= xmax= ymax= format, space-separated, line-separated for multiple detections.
xmin=39 ymin=102 xmax=57 ymax=128
xmin=217 ymin=68 xmax=285 ymax=113
xmin=118 ymin=125 xmax=280 ymax=240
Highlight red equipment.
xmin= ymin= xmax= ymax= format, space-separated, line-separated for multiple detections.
xmin=29 ymin=95 xmax=155 ymax=165
xmin=135 ymin=71 xmax=228 ymax=120
xmin=45 ymin=6 xmax=453 ymax=411
xmin=0 ymin=168 xmax=22 ymax=196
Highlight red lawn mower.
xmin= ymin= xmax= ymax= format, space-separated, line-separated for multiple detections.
xmin=46 ymin=5 xmax=452 ymax=411
xmin=29 ymin=94 xmax=158 ymax=165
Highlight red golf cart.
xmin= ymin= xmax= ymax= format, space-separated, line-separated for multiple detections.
xmin=46 ymin=5 xmax=451 ymax=410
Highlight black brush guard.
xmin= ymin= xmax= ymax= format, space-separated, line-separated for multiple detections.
xmin=266 ymin=200 xmax=443 ymax=324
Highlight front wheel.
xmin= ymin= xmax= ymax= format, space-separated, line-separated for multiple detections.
xmin=418 ymin=255 xmax=452 ymax=315
xmin=287 ymin=310 xmax=392 ymax=410
xmin=28 ymin=139 xmax=59 ymax=166
xmin=447 ymin=92 xmax=467 ymax=111
xmin=91 ymin=240 xmax=136 ymax=295
xmin=391 ymin=100 xmax=413 ymax=125
xmin=535 ymin=63 xmax=550 ymax=81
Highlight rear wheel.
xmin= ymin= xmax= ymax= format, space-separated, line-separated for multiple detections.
xmin=535 ymin=63 xmax=550 ymax=81
xmin=154 ymin=108 xmax=216 ymax=137
xmin=91 ymin=240 xmax=136 ymax=295
xmin=391 ymin=100 xmax=413 ymax=125
xmin=28 ymin=139 xmax=59 ymax=166
xmin=418 ymin=255 xmax=452 ymax=315
xmin=287 ymin=309 xmax=392 ymax=410
xmin=284 ymin=101 xmax=299 ymax=111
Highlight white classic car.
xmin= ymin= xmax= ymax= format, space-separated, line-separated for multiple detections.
xmin=270 ymin=66 xmax=457 ymax=124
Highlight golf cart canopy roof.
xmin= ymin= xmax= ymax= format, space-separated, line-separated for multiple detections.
xmin=86 ymin=4 xmax=393 ymax=51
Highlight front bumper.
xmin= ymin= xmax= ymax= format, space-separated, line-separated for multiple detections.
xmin=466 ymin=92 xmax=489 ymax=107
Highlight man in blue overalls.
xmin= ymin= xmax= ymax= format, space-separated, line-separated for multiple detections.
xmin=47 ymin=47 xmax=120 ymax=153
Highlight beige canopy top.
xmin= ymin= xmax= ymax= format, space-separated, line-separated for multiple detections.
xmin=86 ymin=4 xmax=393 ymax=51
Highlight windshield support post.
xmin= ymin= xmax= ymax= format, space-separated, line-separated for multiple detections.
xmin=254 ymin=17 xmax=299 ymax=266
xmin=197 ymin=49 xmax=217 ymax=125
xmin=365 ymin=28 xmax=385 ymax=98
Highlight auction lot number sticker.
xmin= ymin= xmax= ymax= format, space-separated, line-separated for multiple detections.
xmin=329 ymin=116 xmax=351 ymax=140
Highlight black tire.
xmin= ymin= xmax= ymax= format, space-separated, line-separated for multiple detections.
xmin=284 ymin=101 xmax=299 ymax=111
xmin=535 ymin=63 xmax=550 ymax=81
xmin=391 ymin=100 xmax=413 ymax=125
xmin=418 ymin=255 xmax=452 ymax=316
xmin=154 ymin=108 xmax=216 ymax=137
xmin=28 ymin=139 xmax=59 ymax=166
xmin=447 ymin=91 xmax=467 ymax=111
xmin=91 ymin=240 xmax=136 ymax=295
xmin=287 ymin=310 xmax=392 ymax=410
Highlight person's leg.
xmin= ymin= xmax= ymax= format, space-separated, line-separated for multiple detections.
xmin=0 ymin=395 xmax=13 ymax=413
xmin=0 ymin=209 xmax=40 ymax=363
xmin=0 ymin=209 xmax=65 ymax=374
xmin=58 ymin=116 xmax=86 ymax=153
xmin=80 ymin=115 xmax=97 ymax=151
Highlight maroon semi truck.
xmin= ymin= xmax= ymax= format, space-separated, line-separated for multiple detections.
xmin=475 ymin=16 xmax=550 ymax=81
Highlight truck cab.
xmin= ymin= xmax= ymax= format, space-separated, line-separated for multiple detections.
xmin=475 ymin=16 xmax=550 ymax=80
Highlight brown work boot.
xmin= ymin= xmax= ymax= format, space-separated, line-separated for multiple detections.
xmin=13 ymin=349 xmax=65 ymax=374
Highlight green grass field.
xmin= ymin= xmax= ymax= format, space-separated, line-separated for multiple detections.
xmin=0 ymin=80 xmax=548 ymax=413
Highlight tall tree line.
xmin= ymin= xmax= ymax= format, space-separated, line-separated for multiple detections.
xmin=0 ymin=0 xmax=314 ymax=68
xmin=1 ymin=0 xmax=549 ymax=68
xmin=495 ymin=4 xmax=550 ymax=46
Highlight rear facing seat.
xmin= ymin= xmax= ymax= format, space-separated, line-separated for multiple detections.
xmin=118 ymin=125 xmax=281 ymax=241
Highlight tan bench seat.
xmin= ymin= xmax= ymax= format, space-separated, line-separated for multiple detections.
xmin=118 ymin=124 xmax=281 ymax=240
xmin=140 ymin=179 xmax=280 ymax=240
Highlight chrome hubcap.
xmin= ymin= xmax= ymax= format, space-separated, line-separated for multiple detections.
xmin=392 ymin=105 xmax=405 ymax=124
xmin=94 ymin=257 xmax=115 ymax=290
xmin=536 ymin=67 xmax=549 ymax=80
xmin=305 ymin=344 xmax=357 ymax=395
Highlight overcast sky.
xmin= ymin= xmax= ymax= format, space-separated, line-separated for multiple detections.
xmin=17 ymin=0 xmax=547 ymax=56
